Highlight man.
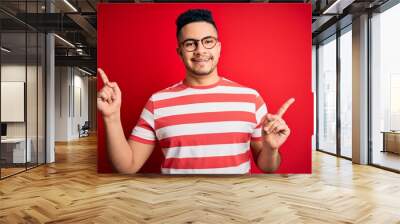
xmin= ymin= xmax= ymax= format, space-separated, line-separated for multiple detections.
xmin=97 ymin=9 xmax=294 ymax=174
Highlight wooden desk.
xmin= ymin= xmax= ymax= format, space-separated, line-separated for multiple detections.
xmin=381 ymin=131 xmax=400 ymax=154
xmin=1 ymin=138 xmax=32 ymax=163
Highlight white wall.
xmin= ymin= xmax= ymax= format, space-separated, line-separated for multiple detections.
xmin=55 ymin=66 xmax=69 ymax=141
xmin=1 ymin=65 xmax=27 ymax=140
xmin=54 ymin=67 xmax=89 ymax=141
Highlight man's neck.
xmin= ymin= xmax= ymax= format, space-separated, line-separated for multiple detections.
xmin=184 ymin=70 xmax=220 ymax=87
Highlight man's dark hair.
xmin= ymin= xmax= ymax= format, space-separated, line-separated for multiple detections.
xmin=176 ymin=9 xmax=218 ymax=40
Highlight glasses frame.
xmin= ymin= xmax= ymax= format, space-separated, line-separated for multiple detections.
xmin=180 ymin=36 xmax=219 ymax=52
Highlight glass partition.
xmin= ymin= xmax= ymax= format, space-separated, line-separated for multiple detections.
xmin=1 ymin=30 xmax=28 ymax=177
xmin=0 ymin=1 xmax=46 ymax=179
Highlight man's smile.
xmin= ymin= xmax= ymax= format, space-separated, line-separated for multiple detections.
xmin=191 ymin=57 xmax=212 ymax=63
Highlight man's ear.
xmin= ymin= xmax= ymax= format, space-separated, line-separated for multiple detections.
xmin=176 ymin=47 xmax=182 ymax=57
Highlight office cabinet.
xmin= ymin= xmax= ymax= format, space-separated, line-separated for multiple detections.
xmin=382 ymin=131 xmax=400 ymax=154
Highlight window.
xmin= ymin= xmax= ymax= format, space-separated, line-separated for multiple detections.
xmin=370 ymin=2 xmax=400 ymax=171
xmin=339 ymin=27 xmax=352 ymax=158
xmin=317 ymin=35 xmax=337 ymax=154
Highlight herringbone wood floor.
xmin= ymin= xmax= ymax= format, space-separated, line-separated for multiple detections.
xmin=0 ymin=134 xmax=400 ymax=224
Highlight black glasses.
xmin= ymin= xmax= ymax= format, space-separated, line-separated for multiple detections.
xmin=180 ymin=36 xmax=218 ymax=52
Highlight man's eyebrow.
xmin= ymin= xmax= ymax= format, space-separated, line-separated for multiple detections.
xmin=183 ymin=35 xmax=215 ymax=41
xmin=182 ymin=38 xmax=197 ymax=41
xmin=202 ymin=35 xmax=214 ymax=39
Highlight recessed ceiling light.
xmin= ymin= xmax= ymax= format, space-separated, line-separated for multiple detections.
xmin=63 ymin=0 xmax=78 ymax=12
xmin=54 ymin=34 xmax=75 ymax=48
xmin=322 ymin=0 xmax=354 ymax=15
xmin=1 ymin=47 xmax=11 ymax=53
xmin=78 ymin=67 xmax=93 ymax=76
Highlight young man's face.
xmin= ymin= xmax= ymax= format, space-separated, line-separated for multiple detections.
xmin=177 ymin=21 xmax=221 ymax=77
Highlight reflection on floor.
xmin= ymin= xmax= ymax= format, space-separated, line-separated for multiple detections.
xmin=0 ymin=133 xmax=400 ymax=222
xmin=340 ymin=147 xmax=352 ymax=158
xmin=0 ymin=163 xmax=42 ymax=178
xmin=373 ymin=150 xmax=400 ymax=171
xmin=1 ymin=167 xmax=25 ymax=178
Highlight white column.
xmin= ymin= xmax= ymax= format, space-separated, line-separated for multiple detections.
xmin=352 ymin=14 xmax=369 ymax=164
xmin=46 ymin=33 xmax=55 ymax=163
xmin=46 ymin=1 xmax=55 ymax=163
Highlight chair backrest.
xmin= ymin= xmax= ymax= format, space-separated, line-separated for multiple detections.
xmin=82 ymin=121 xmax=90 ymax=129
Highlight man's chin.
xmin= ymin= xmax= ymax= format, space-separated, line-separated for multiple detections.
xmin=190 ymin=68 xmax=215 ymax=76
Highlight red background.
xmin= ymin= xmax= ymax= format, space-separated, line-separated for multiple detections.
xmin=97 ymin=3 xmax=312 ymax=174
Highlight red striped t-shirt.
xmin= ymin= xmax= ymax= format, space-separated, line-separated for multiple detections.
xmin=129 ymin=77 xmax=267 ymax=174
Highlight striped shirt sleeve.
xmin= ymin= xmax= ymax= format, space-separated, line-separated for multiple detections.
xmin=129 ymin=96 xmax=157 ymax=145
xmin=251 ymin=92 xmax=268 ymax=141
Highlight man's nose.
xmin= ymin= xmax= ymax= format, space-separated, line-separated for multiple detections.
xmin=194 ymin=41 xmax=207 ymax=54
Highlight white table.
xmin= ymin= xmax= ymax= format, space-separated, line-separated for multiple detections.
xmin=1 ymin=138 xmax=32 ymax=163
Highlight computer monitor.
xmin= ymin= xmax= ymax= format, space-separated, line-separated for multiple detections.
xmin=1 ymin=123 xmax=7 ymax=137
